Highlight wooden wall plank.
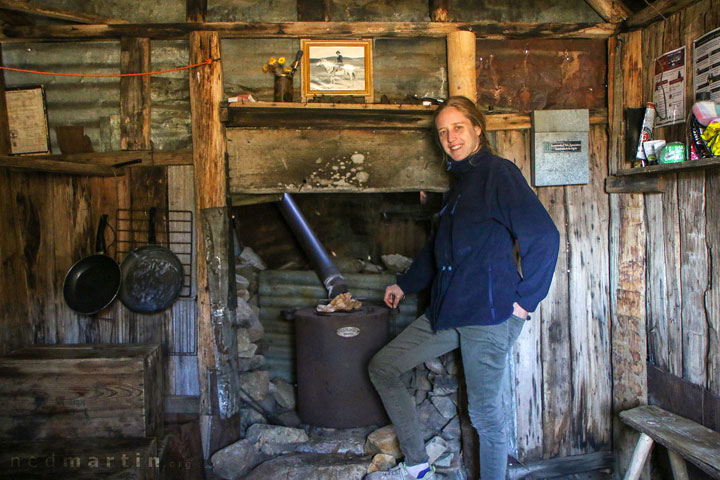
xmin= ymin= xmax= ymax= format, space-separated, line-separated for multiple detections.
xmin=706 ymin=169 xmax=720 ymax=396
xmin=677 ymin=171 xmax=708 ymax=386
xmin=0 ymin=171 xmax=31 ymax=355
xmin=567 ymin=125 xmax=611 ymax=454
xmin=538 ymin=184 xmax=571 ymax=458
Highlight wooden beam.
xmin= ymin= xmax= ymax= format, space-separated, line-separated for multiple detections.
xmin=626 ymin=0 xmax=701 ymax=29
xmin=0 ymin=149 xmax=192 ymax=166
xmin=447 ymin=30 xmax=476 ymax=100
xmin=0 ymin=8 xmax=35 ymax=26
xmin=583 ymin=0 xmax=631 ymax=23
xmin=120 ymin=37 xmax=151 ymax=150
xmin=297 ymin=0 xmax=330 ymax=21
xmin=605 ymin=175 xmax=666 ymax=193
xmin=507 ymin=451 xmax=614 ymax=480
xmin=0 ymin=0 xmax=128 ymax=24
xmin=0 ymin=156 xmax=123 ymax=176
xmin=223 ymin=102 xmax=609 ymax=130
xmin=0 ymin=45 xmax=9 ymax=155
xmin=186 ymin=0 xmax=207 ymax=23
xmin=0 ymin=21 xmax=618 ymax=41
xmin=189 ymin=30 xmax=228 ymax=459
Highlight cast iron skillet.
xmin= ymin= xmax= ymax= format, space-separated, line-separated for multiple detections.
xmin=63 ymin=214 xmax=121 ymax=315
xmin=119 ymin=207 xmax=184 ymax=313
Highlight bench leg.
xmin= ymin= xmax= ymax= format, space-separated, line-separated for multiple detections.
xmin=624 ymin=433 xmax=654 ymax=480
xmin=667 ymin=450 xmax=689 ymax=480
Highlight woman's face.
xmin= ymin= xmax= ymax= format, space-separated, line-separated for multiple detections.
xmin=436 ymin=106 xmax=482 ymax=162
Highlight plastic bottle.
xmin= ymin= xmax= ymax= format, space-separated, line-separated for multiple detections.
xmin=635 ymin=103 xmax=656 ymax=166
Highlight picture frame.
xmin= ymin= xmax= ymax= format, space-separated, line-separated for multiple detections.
xmin=300 ymin=39 xmax=373 ymax=102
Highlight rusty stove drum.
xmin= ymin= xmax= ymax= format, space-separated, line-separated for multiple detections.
xmin=294 ymin=305 xmax=390 ymax=428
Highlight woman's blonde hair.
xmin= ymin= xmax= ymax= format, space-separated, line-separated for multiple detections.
xmin=433 ymin=96 xmax=491 ymax=156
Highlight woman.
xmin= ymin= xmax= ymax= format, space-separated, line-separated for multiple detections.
xmin=368 ymin=96 xmax=560 ymax=480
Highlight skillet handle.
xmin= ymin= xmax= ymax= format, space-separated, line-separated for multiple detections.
xmin=147 ymin=207 xmax=157 ymax=244
xmin=95 ymin=214 xmax=109 ymax=254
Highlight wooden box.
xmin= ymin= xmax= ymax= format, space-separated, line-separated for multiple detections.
xmin=0 ymin=344 xmax=163 ymax=441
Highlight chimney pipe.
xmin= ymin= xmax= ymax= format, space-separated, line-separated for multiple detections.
xmin=277 ymin=193 xmax=349 ymax=299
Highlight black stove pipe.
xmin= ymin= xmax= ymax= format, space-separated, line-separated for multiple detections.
xmin=277 ymin=193 xmax=349 ymax=299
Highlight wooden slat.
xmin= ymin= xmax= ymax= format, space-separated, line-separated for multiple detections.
xmin=620 ymin=405 xmax=720 ymax=477
xmin=1 ymin=150 xmax=192 ymax=166
xmin=568 ymin=125 xmax=611 ymax=454
xmin=224 ymin=102 xmax=608 ymax=131
xmin=120 ymin=37 xmax=151 ymax=151
xmin=583 ymin=0 xmax=631 ymax=23
xmin=0 ymin=0 xmax=128 ymax=25
xmin=626 ymin=0 xmax=702 ymax=29
xmin=0 ymin=46 xmax=10 ymax=155
xmin=604 ymin=175 xmax=666 ymax=193
xmin=0 ymin=21 xmax=618 ymax=42
xmin=707 ymin=169 xmax=720 ymax=395
xmin=677 ymin=171 xmax=708 ymax=385
xmin=0 ymin=157 xmax=122 ymax=176
xmin=508 ymin=451 xmax=614 ymax=480
xmin=538 ymin=183 xmax=571 ymax=458
xmin=614 ymin=156 xmax=720 ymax=176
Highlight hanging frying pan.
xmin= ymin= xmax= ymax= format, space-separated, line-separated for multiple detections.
xmin=63 ymin=214 xmax=121 ymax=315
xmin=119 ymin=207 xmax=184 ymax=313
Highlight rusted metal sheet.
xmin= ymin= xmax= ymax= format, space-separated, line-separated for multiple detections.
xmin=476 ymin=39 xmax=607 ymax=112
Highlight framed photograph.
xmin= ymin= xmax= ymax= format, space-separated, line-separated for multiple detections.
xmin=300 ymin=39 xmax=373 ymax=101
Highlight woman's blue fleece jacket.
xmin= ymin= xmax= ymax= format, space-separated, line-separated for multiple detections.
xmin=397 ymin=148 xmax=560 ymax=330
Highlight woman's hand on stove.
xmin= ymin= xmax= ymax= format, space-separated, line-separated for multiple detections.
xmin=384 ymin=284 xmax=405 ymax=308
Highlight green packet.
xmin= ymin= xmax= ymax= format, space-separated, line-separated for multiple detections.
xmin=659 ymin=142 xmax=685 ymax=164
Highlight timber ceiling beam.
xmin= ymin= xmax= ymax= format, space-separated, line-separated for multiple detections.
xmin=0 ymin=0 xmax=127 ymax=24
xmin=626 ymin=0 xmax=701 ymax=29
xmin=0 ymin=20 xmax=617 ymax=41
xmin=583 ymin=0 xmax=631 ymax=24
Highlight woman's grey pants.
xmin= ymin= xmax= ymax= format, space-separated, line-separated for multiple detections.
xmin=368 ymin=313 xmax=525 ymax=480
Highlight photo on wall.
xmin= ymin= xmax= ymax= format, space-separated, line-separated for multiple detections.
xmin=301 ymin=39 xmax=373 ymax=101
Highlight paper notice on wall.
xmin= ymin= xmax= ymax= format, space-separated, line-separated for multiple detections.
xmin=6 ymin=87 xmax=50 ymax=155
xmin=653 ymin=46 xmax=686 ymax=127
xmin=694 ymin=27 xmax=720 ymax=102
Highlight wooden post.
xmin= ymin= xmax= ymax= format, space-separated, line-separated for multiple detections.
xmin=0 ymin=45 xmax=10 ymax=155
xmin=611 ymin=29 xmax=648 ymax=479
xmin=624 ymin=433 xmax=654 ymax=480
xmin=446 ymin=30 xmax=476 ymax=101
xmin=189 ymin=30 xmax=230 ymax=459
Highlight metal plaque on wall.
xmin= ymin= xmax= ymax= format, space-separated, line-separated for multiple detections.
xmin=531 ymin=109 xmax=589 ymax=187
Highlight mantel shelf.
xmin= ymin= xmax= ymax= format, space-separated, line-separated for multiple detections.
xmin=222 ymin=101 xmax=608 ymax=131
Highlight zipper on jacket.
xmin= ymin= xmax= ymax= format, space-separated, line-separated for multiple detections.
xmin=488 ymin=264 xmax=496 ymax=322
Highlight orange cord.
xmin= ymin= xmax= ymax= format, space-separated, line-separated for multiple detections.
xmin=0 ymin=58 xmax=215 ymax=77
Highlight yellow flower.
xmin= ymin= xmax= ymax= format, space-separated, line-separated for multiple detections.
xmin=269 ymin=57 xmax=277 ymax=65
xmin=278 ymin=57 xmax=286 ymax=65
xmin=284 ymin=67 xmax=292 ymax=74
xmin=262 ymin=64 xmax=268 ymax=72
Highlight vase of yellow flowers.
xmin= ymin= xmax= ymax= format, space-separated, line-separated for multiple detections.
xmin=263 ymin=50 xmax=303 ymax=102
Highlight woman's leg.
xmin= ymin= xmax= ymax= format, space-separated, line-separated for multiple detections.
xmin=369 ymin=314 xmax=459 ymax=465
xmin=458 ymin=315 xmax=525 ymax=479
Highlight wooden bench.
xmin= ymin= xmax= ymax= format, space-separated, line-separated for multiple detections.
xmin=620 ymin=405 xmax=720 ymax=479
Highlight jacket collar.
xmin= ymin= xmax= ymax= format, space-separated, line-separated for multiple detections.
xmin=446 ymin=147 xmax=491 ymax=176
